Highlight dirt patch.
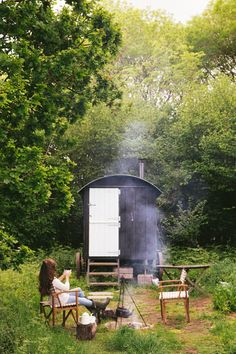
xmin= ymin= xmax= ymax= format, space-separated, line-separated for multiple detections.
xmin=102 ymin=288 xmax=224 ymax=353
xmin=109 ymin=287 xmax=213 ymax=332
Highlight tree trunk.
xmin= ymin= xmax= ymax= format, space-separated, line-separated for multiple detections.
xmin=76 ymin=323 xmax=97 ymax=340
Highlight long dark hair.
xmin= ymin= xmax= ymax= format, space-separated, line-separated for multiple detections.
xmin=39 ymin=258 xmax=56 ymax=296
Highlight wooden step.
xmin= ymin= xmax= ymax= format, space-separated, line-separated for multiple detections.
xmin=88 ymin=295 xmax=113 ymax=300
xmin=89 ymin=282 xmax=119 ymax=286
xmin=88 ymin=292 xmax=114 ymax=296
xmin=89 ymin=272 xmax=118 ymax=276
xmin=89 ymin=262 xmax=118 ymax=266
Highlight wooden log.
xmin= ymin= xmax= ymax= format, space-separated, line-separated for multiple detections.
xmin=76 ymin=323 xmax=97 ymax=340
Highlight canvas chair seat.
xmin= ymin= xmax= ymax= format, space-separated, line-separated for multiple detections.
xmin=53 ymin=302 xmax=77 ymax=308
xmin=159 ymin=290 xmax=189 ymax=300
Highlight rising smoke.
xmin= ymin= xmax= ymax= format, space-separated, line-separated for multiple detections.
xmin=106 ymin=120 xmax=152 ymax=176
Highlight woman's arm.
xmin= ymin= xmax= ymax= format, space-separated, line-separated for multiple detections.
xmin=53 ymin=276 xmax=70 ymax=291
xmin=57 ymin=269 xmax=71 ymax=282
xmin=58 ymin=274 xmax=66 ymax=282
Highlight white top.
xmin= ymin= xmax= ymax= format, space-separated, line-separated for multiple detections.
xmin=52 ymin=277 xmax=70 ymax=305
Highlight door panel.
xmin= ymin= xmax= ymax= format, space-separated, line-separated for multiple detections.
xmin=89 ymin=188 xmax=120 ymax=257
xmin=119 ymin=188 xmax=157 ymax=260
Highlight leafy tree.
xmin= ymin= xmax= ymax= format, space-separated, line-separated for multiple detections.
xmin=186 ymin=0 xmax=236 ymax=79
xmin=91 ymin=2 xmax=236 ymax=247
xmin=0 ymin=227 xmax=33 ymax=270
xmin=0 ymin=0 xmax=121 ymax=248
xmin=62 ymin=103 xmax=126 ymax=187
xmin=155 ymin=76 xmax=236 ymax=245
xmin=103 ymin=2 xmax=203 ymax=106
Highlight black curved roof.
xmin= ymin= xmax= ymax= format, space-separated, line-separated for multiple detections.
xmin=79 ymin=174 xmax=162 ymax=196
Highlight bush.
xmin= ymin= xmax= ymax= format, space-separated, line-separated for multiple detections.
xmin=213 ymin=282 xmax=236 ymax=313
xmin=0 ymin=227 xmax=34 ymax=270
xmin=161 ymin=201 xmax=207 ymax=247
xmin=48 ymin=245 xmax=80 ymax=275
xmin=202 ymin=257 xmax=236 ymax=292
xmin=165 ymin=246 xmax=219 ymax=265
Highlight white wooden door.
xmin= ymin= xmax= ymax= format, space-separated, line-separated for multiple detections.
xmin=89 ymin=188 xmax=120 ymax=257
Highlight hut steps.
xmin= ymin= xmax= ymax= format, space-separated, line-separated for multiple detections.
xmin=87 ymin=258 xmax=120 ymax=287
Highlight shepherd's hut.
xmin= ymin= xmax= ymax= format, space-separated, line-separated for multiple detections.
xmin=79 ymin=174 xmax=162 ymax=285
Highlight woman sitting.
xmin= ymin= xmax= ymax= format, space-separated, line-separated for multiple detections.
xmin=39 ymin=258 xmax=110 ymax=315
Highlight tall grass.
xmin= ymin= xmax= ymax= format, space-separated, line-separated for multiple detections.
xmin=0 ymin=263 xmax=86 ymax=354
xmin=211 ymin=321 xmax=236 ymax=354
xmin=107 ymin=326 xmax=181 ymax=354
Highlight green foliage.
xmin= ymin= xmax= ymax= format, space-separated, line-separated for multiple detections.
xmin=206 ymin=255 xmax=236 ymax=313
xmin=161 ymin=200 xmax=207 ymax=247
xmin=0 ymin=0 xmax=121 ymax=248
xmin=203 ymin=251 xmax=236 ymax=286
xmin=0 ymin=0 xmax=235 ymax=251
xmin=104 ymin=2 xmax=202 ymax=106
xmin=63 ymin=102 xmax=127 ymax=186
xmin=165 ymin=246 xmax=219 ymax=267
xmin=107 ymin=325 xmax=181 ymax=354
xmin=47 ymin=245 xmax=78 ymax=274
xmin=155 ymin=75 xmax=236 ymax=246
xmin=0 ymin=227 xmax=34 ymax=270
xmin=213 ymin=282 xmax=236 ymax=313
xmin=187 ymin=0 xmax=236 ymax=79
xmin=176 ymin=76 xmax=236 ymax=191
xmin=0 ymin=263 xmax=90 ymax=353
xmin=99 ymin=1 xmax=235 ymax=248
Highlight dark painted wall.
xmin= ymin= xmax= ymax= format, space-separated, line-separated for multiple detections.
xmin=79 ymin=175 xmax=161 ymax=262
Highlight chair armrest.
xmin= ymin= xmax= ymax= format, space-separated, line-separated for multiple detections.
xmin=159 ymin=280 xmax=182 ymax=285
xmin=52 ymin=289 xmax=79 ymax=295
xmin=159 ymin=284 xmax=188 ymax=290
xmin=51 ymin=289 xmax=79 ymax=308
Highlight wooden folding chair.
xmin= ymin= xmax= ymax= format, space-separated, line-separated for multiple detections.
xmin=158 ymin=269 xmax=190 ymax=323
xmin=40 ymin=289 xmax=81 ymax=327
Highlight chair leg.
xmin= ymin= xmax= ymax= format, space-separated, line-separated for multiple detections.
xmin=63 ymin=309 xmax=72 ymax=326
xmin=185 ymin=298 xmax=190 ymax=323
xmin=160 ymin=300 xmax=164 ymax=321
xmin=160 ymin=299 xmax=167 ymax=324
xmin=75 ymin=307 xmax=79 ymax=325
xmin=163 ymin=300 xmax=167 ymax=324
xmin=62 ymin=310 xmax=66 ymax=327
xmin=52 ymin=308 xmax=56 ymax=326
xmin=43 ymin=308 xmax=52 ymax=325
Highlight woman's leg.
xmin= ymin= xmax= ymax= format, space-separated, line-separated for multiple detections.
xmin=67 ymin=293 xmax=93 ymax=307
xmin=70 ymin=287 xmax=85 ymax=297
